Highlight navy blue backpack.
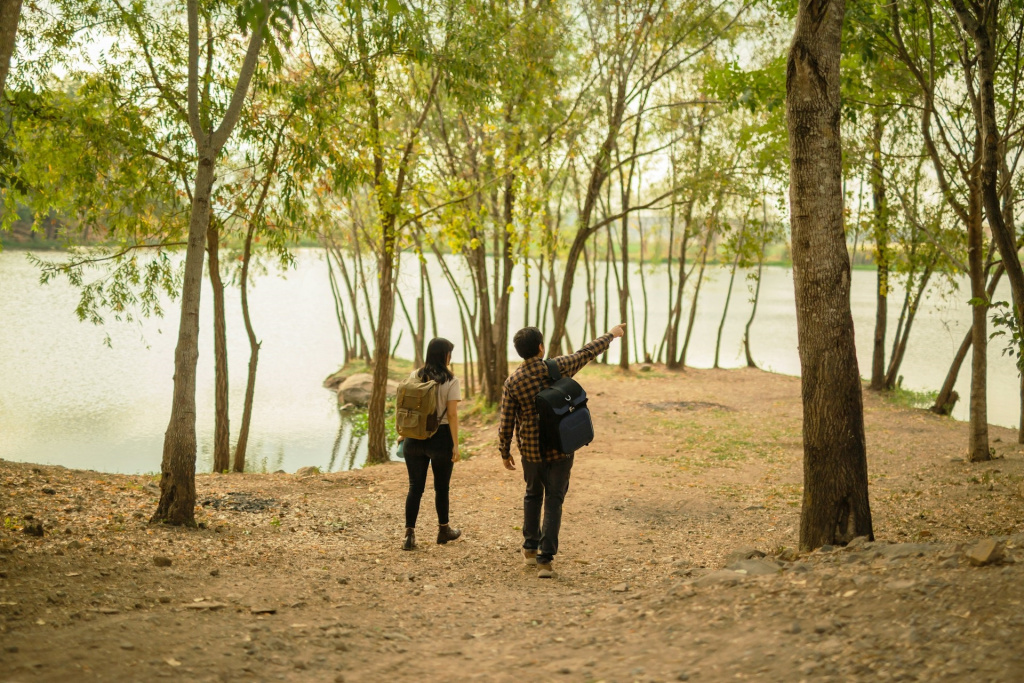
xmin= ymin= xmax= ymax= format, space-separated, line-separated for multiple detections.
xmin=535 ymin=360 xmax=594 ymax=454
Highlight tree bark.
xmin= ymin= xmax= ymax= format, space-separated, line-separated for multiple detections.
xmin=869 ymin=115 xmax=889 ymax=391
xmin=786 ymin=0 xmax=873 ymax=550
xmin=233 ymin=221 xmax=261 ymax=473
xmin=883 ymin=258 xmax=935 ymax=389
xmin=153 ymin=153 xmax=214 ymax=526
xmin=967 ymin=183 xmax=991 ymax=462
xmin=0 ymin=0 xmax=22 ymax=97
xmin=153 ymin=0 xmax=267 ymax=525
xmin=206 ymin=219 xmax=230 ymax=473
xmin=715 ymin=248 xmax=741 ymax=369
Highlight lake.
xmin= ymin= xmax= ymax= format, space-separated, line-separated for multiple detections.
xmin=0 ymin=248 xmax=1016 ymax=474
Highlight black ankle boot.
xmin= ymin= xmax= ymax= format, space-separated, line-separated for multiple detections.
xmin=436 ymin=524 xmax=461 ymax=544
xmin=402 ymin=527 xmax=416 ymax=551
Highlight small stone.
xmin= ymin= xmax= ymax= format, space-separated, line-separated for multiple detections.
xmin=6 ymin=646 xmax=19 ymax=653
xmin=41 ymin=488 xmax=56 ymax=495
xmin=158 ymin=596 xmax=172 ymax=604
xmin=786 ymin=622 xmax=802 ymax=635
xmin=210 ymin=569 xmax=220 ymax=577
xmin=966 ymin=539 xmax=1004 ymax=567
xmin=639 ymin=365 xmax=653 ymax=372
xmin=940 ymin=557 xmax=959 ymax=569
xmin=776 ymin=547 xmax=799 ymax=562
xmin=22 ymin=523 xmax=44 ymax=537
xmin=818 ymin=544 xmax=835 ymax=553
xmin=153 ymin=556 xmax=173 ymax=568
xmin=336 ymin=577 xmax=349 ymax=585
xmin=295 ymin=467 xmax=319 ymax=477
xmin=677 ymin=673 xmax=691 ymax=681
xmin=845 ymin=536 xmax=871 ymax=550
xmin=120 ymin=643 xmax=135 ymax=651
xmin=813 ymin=621 xmax=833 ymax=634
xmin=744 ymin=505 xmax=765 ymax=511
xmin=725 ymin=547 xmax=765 ymax=564
xmin=611 ymin=583 xmax=629 ymax=593
xmin=251 ymin=606 xmax=277 ymax=615
xmin=66 ymin=541 xmax=83 ymax=550
xmin=726 ymin=558 xmax=780 ymax=576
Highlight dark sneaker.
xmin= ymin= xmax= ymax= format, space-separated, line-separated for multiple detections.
xmin=402 ymin=528 xmax=416 ymax=551
xmin=537 ymin=562 xmax=554 ymax=579
xmin=522 ymin=548 xmax=538 ymax=564
xmin=437 ymin=524 xmax=462 ymax=544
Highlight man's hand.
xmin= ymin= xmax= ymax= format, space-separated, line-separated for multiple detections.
xmin=609 ymin=322 xmax=627 ymax=338
xmin=502 ymin=454 xmax=516 ymax=471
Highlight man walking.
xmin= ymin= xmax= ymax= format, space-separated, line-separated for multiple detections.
xmin=498 ymin=323 xmax=626 ymax=578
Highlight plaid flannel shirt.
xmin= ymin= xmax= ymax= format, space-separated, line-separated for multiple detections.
xmin=498 ymin=333 xmax=613 ymax=463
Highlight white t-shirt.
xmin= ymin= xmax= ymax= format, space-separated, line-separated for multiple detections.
xmin=409 ymin=371 xmax=461 ymax=425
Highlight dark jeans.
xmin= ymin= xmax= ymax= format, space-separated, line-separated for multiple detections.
xmin=404 ymin=445 xmax=454 ymax=529
xmin=522 ymin=455 xmax=574 ymax=564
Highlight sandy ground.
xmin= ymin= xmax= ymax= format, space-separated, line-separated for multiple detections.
xmin=2 ymin=366 xmax=1024 ymax=682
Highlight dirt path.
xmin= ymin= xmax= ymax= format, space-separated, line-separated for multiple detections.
xmin=2 ymin=367 xmax=1024 ymax=682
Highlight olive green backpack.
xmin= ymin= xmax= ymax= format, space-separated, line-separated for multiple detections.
xmin=395 ymin=375 xmax=447 ymax=440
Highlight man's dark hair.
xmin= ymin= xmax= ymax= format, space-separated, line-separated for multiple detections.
xmin=513 ymin=327 xmax=544 ymax=359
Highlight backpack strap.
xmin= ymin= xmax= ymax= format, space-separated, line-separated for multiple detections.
xmin=544 ymin=359 xmax=561 ymax=382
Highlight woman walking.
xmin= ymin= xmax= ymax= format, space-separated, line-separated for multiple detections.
xmin=401 ymin=337 xmax=462 ymax=550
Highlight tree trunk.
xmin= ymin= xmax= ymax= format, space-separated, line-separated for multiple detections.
xmin=681 ymin=223 xmax=715 ymax=368
xmin=931 ymin=263 xmax=1003 ymax=415
xmin=619 ymin=212 xmax=630 ymax=369
xmin=883 ymin=259 xmax=934 ymax=389
xmin=206 ymin=219 xmax=230 ymax=473
xmin=153 ymin=0 xmax=266 ymax=522
xmin=715 ymin=249 xmax=741 ymax=369
xmin=869 ymin=115 xmax=889 ymax=391
xmin=366 ymin=230 xmax=396 ymax=465
xmin=744 ymin=201 xmax=769 ymax=368
xmin=786 ymin=0 xmax=873 ymax=550
xmin=967 ymin=186 xmax=990 ymax=462
xmin=0 ymin=0 xmax=22 ymax=97
xmin=152 ymin=152 xmax=215 ymax=526
xmin=233 ymin=222 xmax=261 ymax=473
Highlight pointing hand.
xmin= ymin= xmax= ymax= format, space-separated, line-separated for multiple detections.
xmin=610 ymin=323 xmax=627 ymax=338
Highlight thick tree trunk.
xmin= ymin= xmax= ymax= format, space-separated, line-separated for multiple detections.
xmin=233 ymin=222 xmax=260 ymax=473
xmin=786 ymin=0 xmax=873 ymax=550
xmin=869 ymin=115 xmax=889 ymax=391
xmin=206 ymin=220 xmax=230 ymax=473
xmin=0 ymin=0 xmax=22 ymax=97
xmin=152 ymin=153 xmax=215 ymax=526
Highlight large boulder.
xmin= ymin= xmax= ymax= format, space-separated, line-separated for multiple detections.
xmin=337 ymin=374 xmax=399 ymax=406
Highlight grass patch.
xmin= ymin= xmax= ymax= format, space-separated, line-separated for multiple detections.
xmin=882 ymin=386 xmax=938 ymax=410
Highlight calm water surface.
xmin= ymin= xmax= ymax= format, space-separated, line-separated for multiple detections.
xmin=0 ymin=249 xmax=1016 ymax=473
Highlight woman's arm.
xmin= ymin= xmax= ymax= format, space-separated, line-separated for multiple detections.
xmin=447 ymin=399 xmax=460 ymax=463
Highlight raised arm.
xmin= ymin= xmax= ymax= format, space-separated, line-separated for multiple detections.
xmin=556 ymin=323 xmax=626 ymax=378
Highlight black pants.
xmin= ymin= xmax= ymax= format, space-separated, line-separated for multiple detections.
xmin=522 ymin=455 xmax=574 ymax=564
xmin=403 ymin=426 xmax=454 ymax=528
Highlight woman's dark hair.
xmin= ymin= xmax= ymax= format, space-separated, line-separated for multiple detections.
xmin=418 ymin=338 xmax=455 ymax=384
xmin=513 ymin=327 xmax=544 ymax=359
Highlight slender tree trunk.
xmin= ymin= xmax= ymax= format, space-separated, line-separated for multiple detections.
xmin=366 ymin=227 xmax=396 ymax=465
xmin=869 ymin=115 xmax=889 ymax=391
xmin=619 ymin=211 xmax=630 ymax=369
xmin=967 ymin=186 xmax=990 ymax=462
xmin=744 ymin=205 xmax=769 ymax=368
xmin=931 ymin=262 xmax=1003 ymax=415
xmin=206 ymin=219 xmax=230 ymax=473
xmin=681 ymin=224 xmax=715 ymax=368
xmin=233 ymin=222 xmax=261 ymax=473
xmin=715 ymin=248 xmax=742 ymax=369
xmin=786 ymin=0 xmax=872 ymax=550
xmin=0 ymin=0 xmax=23 ymax=97
xmin=884 ymin=259 xmax=934 ymax=389
xmin=153 ymin=153 xmax=215 ymax=526
xmin=638 ymin=220 xmax=651 ymax=362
